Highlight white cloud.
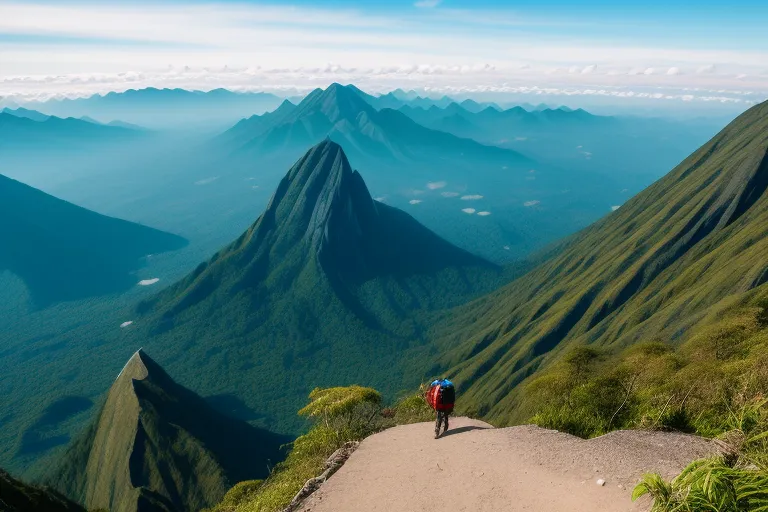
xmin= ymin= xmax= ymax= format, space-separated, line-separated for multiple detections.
xmin=138 ymin=278 xmax=160 ymax=286
xmin=441 ymin=191 xmax=460 ymax=197
xmin=461 ymin=194 xmax=483 ymax=200
xmin=427 ymin=181 xmax=447 ymax=190
xmin=374 ymin=196 xmax=387 ymax=202
xmin=414 ymin=0 xmax=442 ymax=7
xmin=611 ymin=205 xmax=621 ymax=211
xmin=409 ymin=199 xmax=422 ymax=204
xmin=194 ymin=177 xmax=218 ymax=185
xmin=523 ymin=200 xmax=540 ymax=207
xmin=477 ymin=211 xmax=491 ymax=216
xmin=667 ymin=67 xmax=680 ymax=75
xmin=697 ymin=64 xmax=716 ymax=74
xmin=0 ymin=2 xmax=765 ymax=99
xmin=643 ymin=68 xmax=655 ymax=75
xmin=120 ymin=321 xmax=133 ymax=328
xmin=462 ymin=208 xmax=476 ymax=214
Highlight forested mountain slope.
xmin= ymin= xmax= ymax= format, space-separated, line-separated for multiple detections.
xmin=435 ymin=100 xmax=768 ymax=423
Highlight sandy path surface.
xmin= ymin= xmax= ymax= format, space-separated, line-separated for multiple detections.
xmin=299 ymin=417 xmax=719 ymax=512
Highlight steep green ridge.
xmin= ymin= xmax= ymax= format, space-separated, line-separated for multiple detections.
xmin=136 ymin=140 xmax=505 ymax=434
xmin=436 ymin=99 xmax=768 ymax=424
xmin=0 ymin=174 xmax=187 ymax=306
xmin=45 ymin=349 xmax=289 ymax=512
xmin=0 ymin=468 xmax=85 ymax=512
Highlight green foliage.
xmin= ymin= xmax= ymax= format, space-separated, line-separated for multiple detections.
xmin=208 ymin=385 xmax=389 ymax=512
xmin=298 ymin=386 xmax=381 ymax=423
xmin=633 ymin=457 xmax=768 ymax=512
xmin=523 ymin=305 xmax=768 ymax=439
xmin=390 ymin=386 xmax=435 ymax=425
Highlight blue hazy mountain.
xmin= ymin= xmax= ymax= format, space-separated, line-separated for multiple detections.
xmin=223 ymin=83 xmax=531 ymax=171
xmin=1 ymin=107 xmax=50 ymax=122
xmin=0 ymin=113 xmax=140 ymax=150
xmin=0 ymin=174 xmax=187 ymax=306
xmin=397 ymin=101 xmax=717 ymax=181
xmin=21 ymin=88 xmax=284 ymax=130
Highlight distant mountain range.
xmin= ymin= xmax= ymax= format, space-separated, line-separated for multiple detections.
xmin=223 ymin=83 xmax=531 ymax=174
xmin=17 ymin=88 xmax=285 ymax=130
xmin=0 ymin=174 xmax=187 ymax=306
xmin=0 ymin=112 xmax=140 ymax=150
xmin=44 ymin=349 xmax=288 ymax=512
xmin=135 ymin=140 xmax=505 ymax=433
xmin=396 ymin=100 xmax=718 ymax=180
xmin=435 ymin=99 xmax=768 ymax=424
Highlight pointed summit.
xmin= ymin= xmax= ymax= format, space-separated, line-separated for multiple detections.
xmin=222 ymin=83 xmax=531 ymax=171
xmin=44 ymin=351 xmax=288 ymax=512
xmin=138 ymin=142 xmax=504 ymax=434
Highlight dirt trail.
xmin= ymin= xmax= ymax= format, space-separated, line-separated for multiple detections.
xmin=299 ymin=417 xmax=720 ymax=512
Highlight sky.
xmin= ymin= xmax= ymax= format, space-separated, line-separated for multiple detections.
xmin=1 ymin=0 xmax=767 ymax=111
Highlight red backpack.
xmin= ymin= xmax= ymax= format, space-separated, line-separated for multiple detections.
xmin=427 ymin=380 xmax=455 ymax=412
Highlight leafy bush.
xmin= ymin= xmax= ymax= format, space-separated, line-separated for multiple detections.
xmin=391 ymin=384 xmax=435 ymax=425
xmin=633 ymin=456 xmax=768 ymax=511
xmin=211 ymin=385 xmax=385 ymax=512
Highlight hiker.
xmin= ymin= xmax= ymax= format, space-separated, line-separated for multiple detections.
xmin=426 ymin=378 xmax=455 ymax=439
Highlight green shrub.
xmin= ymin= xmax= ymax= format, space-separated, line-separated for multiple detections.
xmin=633 ymin=456 xmax=768 ymax=512
xmin=211 ymin=385 xmax=385 ymax=512
xmin=391 ymin=387 xmax=434 ymax=425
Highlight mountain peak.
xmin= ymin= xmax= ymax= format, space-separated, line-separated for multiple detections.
xmin=285 ymin=83 xmax=373 ymax=125
xmin=45 ymin=349 xmax=288 ymax=512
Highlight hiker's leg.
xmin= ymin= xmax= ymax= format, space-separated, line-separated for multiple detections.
xmin=434 ymin=412 xmax=442 ymax=438
xmin=444 ymin=412 xmax=449 ymax=432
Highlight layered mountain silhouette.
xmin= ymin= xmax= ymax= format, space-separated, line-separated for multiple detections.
xmin=222 ymin=83 xmax=531 ymax=170
xmin=0 ymin=112 xmax=139 ymax=149
xmin=396 ymin=100 xmax=714 ymax=180
xmin=44 ymin=349 xmax=288 ymax=512
xmin=137 ymin=140 xmax=504 ymax=432
xmin=0 ymin=469 xmax=85 ymax=512
xmin=0 ymin=174 xmax=187 ymax=306
xmin=21 ymin=88 xmax=284 ymax=129
xmin=1 ymin=107 xmax=50 ymax=122
xmin=435 ymin=99 xmax=768 ymax=423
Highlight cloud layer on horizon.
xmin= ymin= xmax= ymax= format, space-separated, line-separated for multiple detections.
xmin=1 ymin=1 xmax=766 ymax=106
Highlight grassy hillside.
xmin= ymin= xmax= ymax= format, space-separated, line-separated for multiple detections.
xmin=134 ymin=140 xmax=507 ymax=435
xmin=44 ymin=350 xmax=289 ymax=512
xmin=433 ymin=99 xmax=768 ymax=425
xmin=0 ymin=173 xmax=187 ymax=306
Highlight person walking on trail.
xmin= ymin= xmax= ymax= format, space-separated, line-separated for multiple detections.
xmin=426 ymin=378 xmax=455 ymax=439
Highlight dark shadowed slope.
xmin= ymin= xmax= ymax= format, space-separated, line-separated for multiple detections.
xmin=435 ymin=99 xmax=768 ymax=423
xmin=136 ymin=140 xmax=505 ymax=434
xmin=0 ymin=469 xmax=85 ymax=512
xmin=0 ymin=174 xmax=187 ymax=306
xmin=44 ymin=350 xmax=289 ymax=512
